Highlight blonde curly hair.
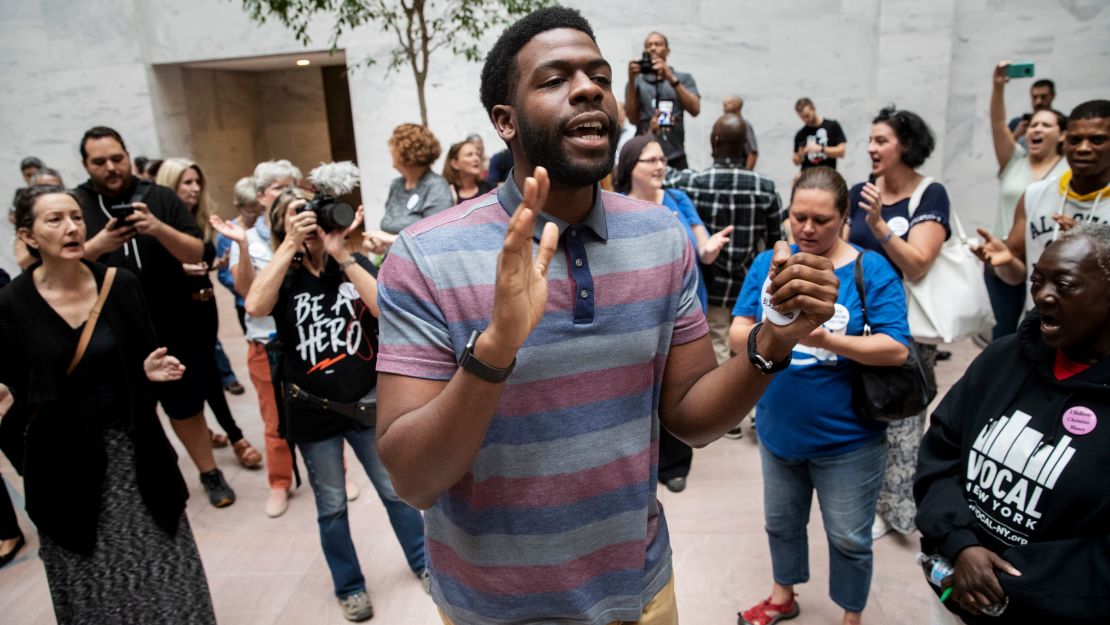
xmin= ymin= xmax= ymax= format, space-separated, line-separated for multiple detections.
xmin=389 ymin=123 xmax=441 ymax=168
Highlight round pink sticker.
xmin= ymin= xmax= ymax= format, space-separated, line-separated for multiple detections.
xmin=1062 ymin=406 xmax=1097 ymax=436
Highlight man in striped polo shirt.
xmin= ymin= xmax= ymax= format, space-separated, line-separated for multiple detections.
xmin=374 ymin=7 xmax=839 ymax=624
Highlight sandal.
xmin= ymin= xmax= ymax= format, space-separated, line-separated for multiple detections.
xmin=233 ymin=439 xmax=263 ymax=469
xmin=209 ymin=428 xmax=229 ymax=448
xmin=739 ymin=595 xmax=799 ymax=625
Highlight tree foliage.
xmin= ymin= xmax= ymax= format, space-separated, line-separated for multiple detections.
xmin=239 ymin=0 xmax=552 ymax=125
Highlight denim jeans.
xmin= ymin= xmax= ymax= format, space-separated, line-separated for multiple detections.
xmin=298 ymin=426 xmax=427 ymax=598
xmin=214 ymin=339 xmax=238 ymax=387
xmin=759 ymin=436 xmax=885 ymax=613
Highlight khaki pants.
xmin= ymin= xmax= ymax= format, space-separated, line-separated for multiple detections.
xmin=706 ymin=304 xmax=734 ymax=365
xmin=438 ymin=574 xmax=678 ymax=625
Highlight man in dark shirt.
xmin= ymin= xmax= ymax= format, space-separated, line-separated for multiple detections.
xmin=723 ymin=95 xmax=760 ymax=170
xmin=625 ymin=31 xmax=701 ymax=169
xmin=74 ymin=126 xmax=236 ymax=508
xmin=665 ymin=114 xmax=785 ymax=366
xmin=793 ymin=97 xmax=847 ymax=171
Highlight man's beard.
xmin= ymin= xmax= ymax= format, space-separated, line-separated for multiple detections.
xmin=517 ymin=107 xmax=619 ymax=187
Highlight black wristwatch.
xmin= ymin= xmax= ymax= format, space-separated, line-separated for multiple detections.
xmin=747 ymin=322 xmax=791 ymax=374
xmin=458 ymin=330 xmax=515 ymax=383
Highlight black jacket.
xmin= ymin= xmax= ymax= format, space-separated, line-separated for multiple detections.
xmin=0 ymin=262 xmax=188 ymax=554
xmin=915 ymin=314 xmax=1110 ymax=624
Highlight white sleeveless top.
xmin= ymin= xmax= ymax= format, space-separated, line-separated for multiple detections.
xmin=1022 ymin=170 xmax=1109 ymax=309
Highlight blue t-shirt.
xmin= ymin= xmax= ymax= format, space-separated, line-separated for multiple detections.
xmin=847 ymin=181 xmax=951 ymax=277
xmin=661 ymin=189 xmax=709 ymax=313
xmin=733 ymin=245 xmax=912 ymax=459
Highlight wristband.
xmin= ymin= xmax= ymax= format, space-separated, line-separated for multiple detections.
xmin=878 ymin=230 xmax=894 ymax=245
xmin=337 ymin=258 xmax=358 ymax=270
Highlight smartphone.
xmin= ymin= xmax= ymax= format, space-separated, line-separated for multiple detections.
xmin=108 ymin=203 xmax=134 ymax=228
xmin=657 ymin=100 xmax=675 ymax=127
xmin=1006 ymin=62 xmax=1035 ymax=79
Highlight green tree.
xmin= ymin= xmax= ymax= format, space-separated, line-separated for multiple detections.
xmin=239 ymin=0 xmax=552 ymax=125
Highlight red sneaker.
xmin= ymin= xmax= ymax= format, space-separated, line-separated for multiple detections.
xmin=738 ymin=595 xmax=800 ymax=625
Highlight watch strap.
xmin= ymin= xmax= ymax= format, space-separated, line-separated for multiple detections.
xmin=747 ymin=322 xmax=791 ymax=374
xmin=459 ymin=330 xmax=515 ymax=383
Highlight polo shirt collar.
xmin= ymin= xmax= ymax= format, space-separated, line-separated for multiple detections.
xmin=496 ymin=169 xmax=608 ymax=241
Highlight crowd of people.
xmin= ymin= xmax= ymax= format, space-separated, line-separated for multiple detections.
xmin=1 ymin=6 xmax=1108 ymax=625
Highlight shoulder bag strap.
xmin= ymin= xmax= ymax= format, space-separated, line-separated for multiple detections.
xmin=67 ymin=267 xmax=117 ymax=375
xmin=853 ymin=253 xmax=871 ymax=336
xmin=906 ymin=177 xmax=935 ymax=219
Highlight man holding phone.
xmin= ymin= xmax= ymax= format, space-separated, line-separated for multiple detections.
xmin=74 ymin=126 xmax=237 ymax=509
xmin=625 ymin=31 xmax=701 ymax=168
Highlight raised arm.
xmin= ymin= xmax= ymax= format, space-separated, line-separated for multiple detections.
xmin=244 ymin=206 xmax=314 ymax=318
xmin=376 ymin=170 xmax=559 ymax=509
xmin=990 ymin=62 xmax=1018 ymax=172
xmin=660 ymin=243 xmax=838 ymax=446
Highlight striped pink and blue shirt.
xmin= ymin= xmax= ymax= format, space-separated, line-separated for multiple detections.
xmin=377 ymin=178 xmax=708 ymax=624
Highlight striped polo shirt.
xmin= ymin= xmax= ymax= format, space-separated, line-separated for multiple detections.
xmin=376 ymin=176 xmax=708 ymax=625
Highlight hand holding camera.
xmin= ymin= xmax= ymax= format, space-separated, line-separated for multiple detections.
xmin=322 ymin=205 xmax=364 ymax=263
xmin=284 ymin=200 xmax=318 ymax=247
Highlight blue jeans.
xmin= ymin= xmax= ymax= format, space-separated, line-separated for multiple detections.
xmin=298 ymin=427 xmax=427 ymax=598
xmin=759 ymin=436 xmax=885 ymax=613
xmin=214 ymin=339 xmax=238 ymax=387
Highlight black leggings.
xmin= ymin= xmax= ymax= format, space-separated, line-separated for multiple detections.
xmin=191 ymin=298 xmax=244 ymax=443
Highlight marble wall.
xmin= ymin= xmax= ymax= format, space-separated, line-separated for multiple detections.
xmin=2 ymin=0 xmax=1109 ymax=275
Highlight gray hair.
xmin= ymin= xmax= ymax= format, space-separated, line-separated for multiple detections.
xmin=1060 ymin=222 xmax=1110 ymax=283
xmin=232 ymin=176 xmax=257 ymax=209
xmin=252 ymin=159 xmax=302 ymax=194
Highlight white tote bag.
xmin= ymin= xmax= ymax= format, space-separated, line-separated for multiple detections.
xmin=903 ymin=178 xmax=996 ymax=344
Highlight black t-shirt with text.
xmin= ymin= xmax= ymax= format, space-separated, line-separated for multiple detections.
xmin=794 ymin=119 xmax=847 ymax=170
xmin=272 ymin=254 xmax=378 ymax=442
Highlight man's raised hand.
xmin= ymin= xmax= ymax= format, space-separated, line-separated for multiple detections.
xmin=483 ymin=168 xmax=559 ymax=366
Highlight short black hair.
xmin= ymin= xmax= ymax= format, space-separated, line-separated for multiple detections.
xmin=873 ymin=106 xmax=935 ymax=169
xmin=80 ymin=126 xmax=127 ymax=162
xmin=1068 ymin=99 xmax=1110 ymax=123
xmin=479 ymin=6 xmax=597 ymax=117
xmin=134 ymin=156 xmax=150 ymax=173
xmin=1032 ymin=79 xmax=1055 ymax=94
xmin=20 ymin=156 xmax=43 ymax=171
xmin=647 ymin=31 xmax=669 ymax=48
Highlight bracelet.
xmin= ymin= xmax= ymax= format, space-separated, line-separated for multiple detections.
xmin=878 ymin=231 xmax=895 ymax=245
xmin=337 ymin=258 xmax=358 ymax=270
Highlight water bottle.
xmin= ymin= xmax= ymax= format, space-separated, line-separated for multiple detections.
xmin=917 ymin=553 xmax=1009 ymax=616
xmin=917 ymin=552 xmax=953 ymax=587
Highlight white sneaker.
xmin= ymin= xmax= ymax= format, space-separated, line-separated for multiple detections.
xmin=265 ymin=488 xmax=290 ymax=518
xmin=872 ymin=514 xmax=892 ymax=540
xmin=345 ymin=480 xmax=360 ymax=502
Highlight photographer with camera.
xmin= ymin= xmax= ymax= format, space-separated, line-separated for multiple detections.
xmin=243 ymin=165 xmax=426 ymax=621
xmin=625 ymin=31 xmax=701 ymax=169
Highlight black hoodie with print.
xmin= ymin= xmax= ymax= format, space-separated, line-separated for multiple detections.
xmin=915 ymin=314 xmax=1110 ymax=624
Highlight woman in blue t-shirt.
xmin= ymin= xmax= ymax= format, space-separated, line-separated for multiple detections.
xmin=614 ymin=134 xmax=733 ymax=493
xmin=730 ymin=167 xmax=911 ymax=625
xmin=848 ymin=107 xmax=949 ymax=540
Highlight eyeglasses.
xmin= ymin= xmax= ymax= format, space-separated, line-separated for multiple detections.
xmin=637 ymin=157 xmax=667 ymax=165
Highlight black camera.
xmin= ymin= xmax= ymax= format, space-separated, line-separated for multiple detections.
xmin=637 ymin=52 xmax=654 ymax=75
xmin=298 ymin=195 xmax=355 ymax=233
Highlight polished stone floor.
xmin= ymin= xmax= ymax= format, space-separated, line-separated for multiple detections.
xmin=0 ymin=287 xmax=981 ymax=624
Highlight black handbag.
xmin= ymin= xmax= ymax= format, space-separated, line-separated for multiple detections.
xmin=850 ymin=254 xmax=937 ymax=421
